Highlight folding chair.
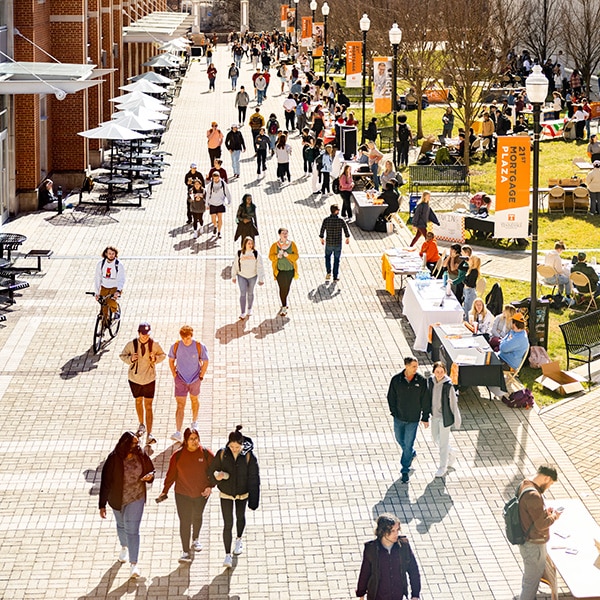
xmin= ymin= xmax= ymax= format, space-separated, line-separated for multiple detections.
xmin=432 ymin=250 xmax=447 ymax=279
xmin=570 ymin=272 xmax=598 ymax=312
xmin=573 ymin=186 xmax=590 ymax=214
xmin=547 ymin=186 xmax=565 ymax=213
xmin=537 ymin=265 xmax=558 ymax=297
xmin=504 ymin=347 xmax=530 ymax=393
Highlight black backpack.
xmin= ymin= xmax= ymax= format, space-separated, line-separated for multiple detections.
xmin=315 ymin=152 xmax=324 ymax=172
xmin=503 ymin=486 xmax=536 ymax=545
xmin=332 ymin=177 xmax=340 ymax=194
xmin=398 ymin=123 xmax=410 ymax=143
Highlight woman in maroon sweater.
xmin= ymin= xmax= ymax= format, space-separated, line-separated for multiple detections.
xmin=157 ymin=428 xmax=215 ymax=563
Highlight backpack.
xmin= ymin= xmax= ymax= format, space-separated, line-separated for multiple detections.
xmin=268 ymin=120 xmax=279 ymax=135
xmin=315 ymin=152 xmax=324 ymax=172
xmin=502 ymin=388 xmax=534 ymax=409
xmin=101 ymin=257 xmax=119 ymax=273
xmin=332 ymin=177 xmax=340 ymax=194
xmin=173 ymin=340 xmax=204 ymax=360
xmin=398 ymin=123 xmax=410 ymax=143
xmin=485 ymin=282 xmax=504 ymax=316
xmin=133 ymin=337 xmax=153 ymax=355
xmin=503 ymin=486 xmax=536 ymax=545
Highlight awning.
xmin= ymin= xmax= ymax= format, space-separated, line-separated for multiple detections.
xmin=0 ymin=62 xmax=103 ymax=98
xmin=123 ymin=12 xmax=194 ymax=44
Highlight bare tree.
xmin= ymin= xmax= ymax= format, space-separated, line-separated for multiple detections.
xmin=519 ymin=0 xmax=562 ymax=63
xmin=561 ymin=0 xmax=600 ymax=95
xmin=492 ymin=0 xmax=521 ymax=69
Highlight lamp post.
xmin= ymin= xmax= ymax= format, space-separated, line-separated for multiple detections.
xmin=310 ymin=0 xmax=317 ymax=70
xmin=389 ymin=23 xmax=402 ymax=167
xmin=322 ymin=2 xmax=330 ymax=80
xmin=525 ymin=64 xmax=549 ymax=345
xmin=359 ymin=13 xmax=370 ymax=144
xmin=294 ymin=0 xmax=299 ymax=46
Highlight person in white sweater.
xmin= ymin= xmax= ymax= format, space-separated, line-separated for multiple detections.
xmin=231 ymin=237 xmax=265 ymax=319
xmin=586 ymin=160 xmax=600 ymax=215
xmin=543 ymin=241 xmax=571 ymax=295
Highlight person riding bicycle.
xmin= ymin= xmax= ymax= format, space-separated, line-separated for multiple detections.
xmin=94 ymin=246 xmax=126 ymax=324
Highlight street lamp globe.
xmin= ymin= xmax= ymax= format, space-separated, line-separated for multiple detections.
xmin=310 ymin=0 xmax=317 ymax=11
xmin=389 ymin=23 xmax=402 ymax=46
xmin=359 ymin=13 xmax=370 ymax=32
xmin=525 ymin=64 xmax=549 ymax=104
xmin=294 ymin=0 xmax=299 ymax=4
xmin=321 ymin=2 xmax=330 ymax=16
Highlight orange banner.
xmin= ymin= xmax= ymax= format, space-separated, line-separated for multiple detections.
xmin=301 ymin=17 xmax=313 ymax=46
xmin=346 ymin=41 xmax=362 ymax=87
xmin=286 ymin=7 xmax=295 ymax=33
xmin=373 ymin=57 xmax=392 ymax=114
xmin=280 ymin=5 xmax=289 ymax=30
xmin=313 ymin=22 xmax=324 ymax=57
xmin=494 ymin=136 xmax=531 ymax=239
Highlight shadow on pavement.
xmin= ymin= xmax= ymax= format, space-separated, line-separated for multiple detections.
xmin=251 ymin=316 xmax=289 ymax=339
xmin=215 ymin=319 xmax=250 ymax=345
xmin=307 ymin=282 xmax=341 ymax=303
xmin=168 ymin=224 xmax=190 ymax=238
xmin=192 ymin=569 xmax=238 ymax=600
xmin=60 ymin=347 xmax=108 ymax=380
xmin=294 ymin=194 xmax=327 ymax=208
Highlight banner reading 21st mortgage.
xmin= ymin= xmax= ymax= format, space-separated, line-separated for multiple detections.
xmin=494 ymin=137 xmax=531 ymax=239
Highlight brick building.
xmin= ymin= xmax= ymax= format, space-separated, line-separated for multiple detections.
xmin=0 ymin=0 xmax=191 ymax=221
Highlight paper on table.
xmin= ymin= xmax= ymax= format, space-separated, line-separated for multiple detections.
xmin=455 ymin=354 xmax=478 ymax=365
xmin=450 ymin=337 xmax=479 ymax=349
xmin=440 ymin=324 xmax=469 ymax=336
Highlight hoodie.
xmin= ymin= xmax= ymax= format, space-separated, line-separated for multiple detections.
xmin=427 ymin=374 xmax=461 ymax=429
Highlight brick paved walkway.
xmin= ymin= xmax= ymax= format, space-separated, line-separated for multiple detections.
xmin=1 ymin=48 xmax=599 ymax=600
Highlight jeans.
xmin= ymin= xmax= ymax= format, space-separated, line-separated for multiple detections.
xmin=112 ymin=497 xmax=145 ymax=563
xmin=518 ymin=542 xmax=547 ymax=600
xmin=234 ymin=57 xmax=242 ymax=69
xmin=257 ymin=89 xmax=265 ymax=104
xmin=393 ymin=418 xmax=419 ymax=475
xmin=463 ymin=286 xmax=477 ymax=319
xmin=175 ymin=493 xmax=208 ymax=552
xmin=238 ymin=275 xmax=257 ymax=313
xmin=276 ymin=269 xmax=294 ymax=306
xmin=324 ymin=245 xmax=342 ymax=279
xmin=220 ymin=498 xmax=247 ymax=553
xmin=230 ymin=76 xmax=238 ymax=89
xmin=231 ymin=150 xmax=241 ymax=176
xmin=590 ymin=190 xmax=600 ymax=214
xmin=430 ymin=416 xmax=454 ymax=470
xmin=370 ymin=162 xmax=380 ymax=190
xmin=543 ymin=273 xmax=571 ymax=295
xmin=209 ymin=77 xmax=216 ymax=91
xmin=397 ymin=141 xmax=410 ymax=167
xmin=268 ymin=134 xmax=277 ymax=150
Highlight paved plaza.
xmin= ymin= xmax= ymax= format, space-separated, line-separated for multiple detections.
xmin=1 ymin=48 xmax=600 ymax=600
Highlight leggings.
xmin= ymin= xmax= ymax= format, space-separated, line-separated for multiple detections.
xmin=321 ymin=171 xmax=331 ymax=193
xmin=410 ymin=227 xmax=427 ymax=247
xmin=238 ymin=106 xmax=247 ymax=123
xmin=340 ymin=190 xmax=353 ymax=218
xmin=191 ymin=212 xmax=204 ymax=230
xmin=277 ymin=162 xmax=291 ymax=182
xmin=175 ymin=493 xmax=208 ymax=552
xmin=276 ymin=269 xmax=294 ymax=307
xmin=220 ymin=498 xmax=247 ymax=553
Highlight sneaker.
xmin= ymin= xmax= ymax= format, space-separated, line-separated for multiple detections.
xmin=147 ymin=433 xmax=157 ymax=445
xmin=190 ymin=421 xmax=198 ymax=431
xmin=112 ymin=311 xmax=121 ymax=321
xmin=448 ymin=453 xmax=457 ymax=468
xmin=192 ymin=539 xmax=203 ymax=552
xmin=333 ymin=277 xmax=340 ymax=282
xmin=130 ymin=564 xmax=141 ymax=579
xmin=213 ymin=226 xmax=217 ymax=235
xmin=171 ymin=431 xmax=182 ymax=443
xmin=325 ymin=273 xmax=331 ymax=281
xmin=239 ymin=313 xmax=246 ymax=320
xmin=435 ymin=467 xmax=447 ymax=478
xmin=217 ymin=232 xmax=222 ymax=239
xmin=233 ymin=538 xmax=243 ymax=555
xmin=279 ymin=306 xmax=286 ymax=316
xmin=223 ymin=554 xmax=233 ymax=568
xmin=401 ymin=472 xmax=409 ymax=484
xmin=136 ymin=423 xmax=146 ymax=437
xmin=118 ymin=546 xmax=128 ymax=563
xmin=193 ymin=230 xmax=198 ymax=239
xmin=179 ymin=552 xmax=192 ymax=564
xmin=247 ymin=308 xmax=253 ymax=316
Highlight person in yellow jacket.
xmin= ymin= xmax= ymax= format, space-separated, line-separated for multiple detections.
xmin=268 ymin=228 xmax=299 ymax=317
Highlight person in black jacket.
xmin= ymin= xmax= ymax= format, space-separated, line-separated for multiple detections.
xmin=387 ymin=357 xmax=430 ymax=483
xmin=99 ymin=431 xmax=155 ymax=579
xmin=210 ymin=425 xmax=260 ymax=569
xmin=224 ymin=124 xmax=246 ymax=180
xmin=356 ymin=513 xmax=421 ymax=600
xmin=409 ymin=191 xmax=439 ymax=247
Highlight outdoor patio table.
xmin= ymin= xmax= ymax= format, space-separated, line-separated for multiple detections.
xmin=351 ymin=192 xmax=387 ymax=231
xmin=0 ymin=233 xmax=27 ymax=261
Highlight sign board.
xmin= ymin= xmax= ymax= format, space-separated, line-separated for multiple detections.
xmin=373 ymin=56 xmax=392 ymax=113
xmin=312 ymin=22 xmax=324 ymax=57
xmin=432 ymin=212 xmax=466 ymax=243
xmin=346 ymin=42 xmax=362 ymax=87
xmin=301 ymin=17 xmax=313 ymax=47
xmin=280 ymin=5 xmax=289 ymax=30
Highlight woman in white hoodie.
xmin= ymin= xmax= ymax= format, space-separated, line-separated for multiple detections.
xmin=231 ymin=237 xmax=265 ymax=319
xmin=427 ymin=362 xmax=461 ymax=478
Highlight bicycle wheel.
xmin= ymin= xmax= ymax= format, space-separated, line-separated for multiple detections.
xmin=108 ymin=314 xmax=121 ymax=338
xmin=93 ymin=315 xmax=105 ymax=353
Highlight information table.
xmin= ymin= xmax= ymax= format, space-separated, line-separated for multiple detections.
xmin=351 ymin=192 xmax=388 ymax=231
xmin=402 ymin=279 xmax=463 ymax=352
xmin=382 ymin=248 xmax=423 ymax=294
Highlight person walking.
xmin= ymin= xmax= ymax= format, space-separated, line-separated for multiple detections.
xmin=187 ymin=179 xmax=207 ymax=238
xmin=387 ymin=357 xmax=430 ymax=483
xmin=409 ymin=191 xmax=439 ymax=247
xmin=232 ymin=236 xmax=265 ymax=319
xmin=266 ymin=113 xmax=280 ymax=155
xmin=249 ymin=107 xmax=265 ymax=146
xmin=207 ymin=122 xmax=224 ymax=166
xmin=255 ymin=128 xmax=270 ymax=176
xmin=234 ymin=194 xmax=259 ymax=243
xmin=269 ymin=227 xmax=299 ymax=317
xmin=319 ymin=144 xmax=334 ymax=195
xmin=339 ymin=164 xmax=355 ymax=220
xmin=356 ymin=513 xmax=422 ymax=600
xmin=225 ymin=123 xmax=246 ymax=180
xmin=396 ymin=115 xmax=413 ymax=168
xmin=319 ymin=204 xmax=350 ymax=282
xmin=275 ymin=132 xmax=292 ymax=185
xmin=206 ymin=171 xmax=232 ymax=239
xmin=119 ymin=322 xmax=166 ymax=445
xmin=156 ymin=427 xmax=215 ymax=564
xmin=426 ymin=362 xmax=461 ymax=478
xmin=210 ymin=425 xmax=260 ymax=569
xmin=515 ymin=465 xmax=561 ymax=600
xmin=235 ymin=86 xmax=250 ymax=124
xmin=228 ymin=63 xmax=239 ymax=91
xmin=184 ymin=163 xmax=204 ymax=225
xmin=283 ymin=93 xmax=297 ymax=131
xmin=99 ymin=431 xmax=155 ymax=579
xmin=94 ymin=246 xmax=126 ymax=324
xmin=255 ymin=72 xmax=267 ymax=105
xmin=586 ymin=160 xmax=600 ymax=215
xmin=207 ymin=63 xmax=217 ymax=91
xmin=168 ymin=325 xmax=210 ymax=443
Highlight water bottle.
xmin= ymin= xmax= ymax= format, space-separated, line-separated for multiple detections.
xmin=57 ymin=185 xmax=63 ymax=215
xmin=446 ymin=279 xmax=452 ymax=297
xmin=443 ymin=272 xmax=448 ymax=287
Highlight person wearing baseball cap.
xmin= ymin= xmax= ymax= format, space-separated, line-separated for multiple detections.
xmin=571 ymin=251 xmax=600 ymax=297
xmin=120 ymin=323 xmax=166 ymax=445
xmin=585 ymin=155 xmax=600 ymax=215
xmin=184 ymin=163 xmax=205 ymax=225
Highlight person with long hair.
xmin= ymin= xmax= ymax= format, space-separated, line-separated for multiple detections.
xmin=466 ymin=297 xmax=495 ymax=337
xmin=462 ymin=254 xmax=481 ymax=319
xmin=234 ymin=194 xmax=259 ymax=243
xmin=99 ymin=431 xmax=155 ymax=579
xmin=339 ymin=164 xmax=355 ymax=220
xmin=320 ymin=144 xmax=334 ymax=195
xmin=156 ymin=428 xmax=214 ymax=564
xmin=409 ymin=191 xmax=439 ymax=247
xmin=489 ymin=304 xmax=516 ymax=351
xmin=232 ymin=236 xmax=265 ymax=319
xmin=356 ymin=513 xmax=421 ymax=600
xmin=210 ymin=425 xmax=260 ymax=569
xmin=275 ymin=132 xmax=292 ymax=184
xmin=268 ymin=227 xmax=299 ymax=317
xmin=94 ymin=246 xmax=126 ymax=324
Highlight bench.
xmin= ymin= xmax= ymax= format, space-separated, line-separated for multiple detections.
xmin=409 ymin=165 xmax=470 ymax=194
xmin=0 ymin=277 xmax=30 ymax=304
xmin=559 ymin=310 xmax=600 ymax=382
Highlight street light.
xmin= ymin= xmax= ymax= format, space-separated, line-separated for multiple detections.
xmin=322 ymin=2 xmax=330 ymax=80
xmin=310 ymin=0 xmax=317 ymax=70
xmin=525 ymin=64 xmax=549 ymax=345
xmin=389 ymin=23 xmax=402 ymax=167
xmin=294 ymin=0 xmax=299 ymax=47
xmin=359 ymin=13 xmax=370 ymax=143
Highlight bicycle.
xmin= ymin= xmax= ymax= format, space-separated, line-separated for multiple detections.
xmin=86 ymin=291 xmax=122 ymax=353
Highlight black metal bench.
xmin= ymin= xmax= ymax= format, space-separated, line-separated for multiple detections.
xmin=0 ymin=277 xmax=30 ymax=304
xmin=409 ymin=165 xmax=470 ymax=193
xmin=559 ymin=310 xmax=600 ymax=382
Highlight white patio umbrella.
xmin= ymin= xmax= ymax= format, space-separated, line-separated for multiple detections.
xmin=111 ymin=107 xmax=168 ymax=122
xmin=119 ymin=79 xmax=167 ymax=95
xmin=109 ymin=91 xmax=163 ymax=105
xmin=109 ymin=114 xmax=165 ymax=132
xmin=142 ymin=54 xmax=180 ymax=68
xmin=159 ymin=40 xmax=191 ymax=53
xmin=117 ymin=95 xmax=170 ymax=112
xmin=128 ymin=71 xmax=173 ymax=85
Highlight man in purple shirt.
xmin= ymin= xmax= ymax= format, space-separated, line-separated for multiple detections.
xmin=168 ymin=325 xmax=209 ymax=443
